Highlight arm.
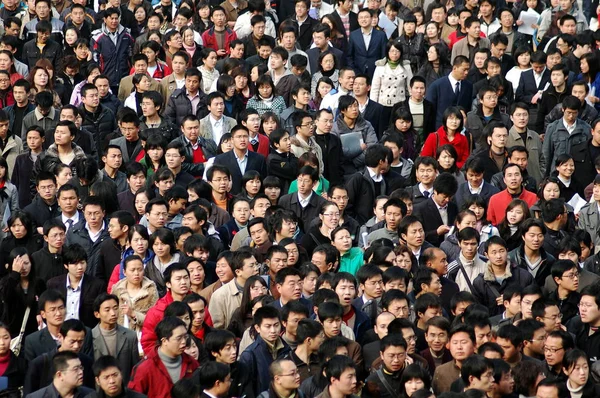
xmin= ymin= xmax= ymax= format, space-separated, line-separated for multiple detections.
xmin=347 ymin=37 xmax=355 ymax=69
xmin=538 ymin=136 xmax=547 ymax=177
xmin=420 ymin=133 xmax=436 ymax=157
xmin=542 ymin=127 xmax=553 ymax=177
xmin=369 ymin=67 xmax=382 ymax=102
xmin=267 ymin=154 xmax=299 ymax=182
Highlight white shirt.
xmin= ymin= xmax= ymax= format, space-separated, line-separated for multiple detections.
xmin=209 ymin=114 xmax=225 ymax=144
xmin=202 ymin=391 xmax=218 ymax=398
xmin=418 ymin=183 xmax=433 ymax=197
xmin=534 ymin=68 xmax=546 ymax=88
xmin=367 ymin=167 xmax=383 ymax=182
xmin=361 ymin=28 xmax=372 ymax=50
xmin=175 ymin=78 xmax=185 ymax=89
xmin=468 ymin=181 xmax=483 ymax=195
xmin=563 ymin=118 xmax=577 ymax=135
xmin=435 ymin=200 xmax=449 ymax=225
xmin=448 ymin=74 xmax=460 ymax=94
xmin=298 ymin=191 xmax=313 ymax=208
xmin=358 ymin=98 xmax=369 ymax=114
xmin=85 ymin=221 xmax=105 ymax=243
xmin=66 ymin=274 xmax=83 ymax=321
xmin=235 ymin=150 xmax=249 ymax=174
xmin=62 ymin=213 xmax=80 ymax=231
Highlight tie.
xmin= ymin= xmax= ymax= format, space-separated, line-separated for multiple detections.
xmin=423 ymin=191 xmax=430 ymax=199
xmin=455 ymin=81 xmax=460 ymax=95
xmin=66 ymin=219 xmax=73 ymax=231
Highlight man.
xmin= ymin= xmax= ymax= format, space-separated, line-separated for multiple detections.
xmin=170 ymin=116 xmax=218 ymax=178
xmin=91 ymin=8 xmax=134 ymax=93
xmin=447 ymin=227 xmax=487 ymax=294
xmin=101 ymin=145 xmax=127 ymax=193
xmin=65 ymin=197 xmax=109 ymax=278
xmin=426 ymin=56 xmax=473 ymax=129
xmin=570 ymin=284 xmax=600 ymax=364
xmin=239 ymin=306 xmax=290 ymax=395
xmin=22 ymin=20 xmax=62 ymax=70
xmin=290 ymin=109 xmax=322 ymax=166
xmin=520 ymin=319 xmax=546 ymax=360
xmin=320 ymin=67 xmax=355 ymax=117
xmin=536 ymin=64 xmax=570 ymax=134
xmin=460 ymin=355 xmax=494 ymax=393
xmin=242 ymin=108 xmax=270 ymax=158
xmin=535 ymin=380 xmax=568 ymax=398
xmin=399 ymin=215 xmax=432 ymax=262
xmin=332 ymin=272 xmax=372 ymax=343
xmin=579 ymin=175 xmax=600 ymax=251
xmin=487 ymin=163 xmax=537 ymax=225
xmin=347 ymin=8 xmax=387 ymax=80
xmin=315 ymin=355 xmax=358 ymax=398
xmin=26 ymin=351 xmax=93 ymax=398
xmin=540 ymin=199 xmax=569 ymax=258
xmin=109 ymin=112 xmax=144 ymax=165
xmin=95 ymin=211 xmax=135 ymax=284
xmin=78 ymin=83 xmax=117 ymax=158
xmin=88 ymin=355 xmax=146 ymax=398
xmin=162 ymin=143 xmax=195 ymax=188
xmin=353 ymin=74 xmax=386 ymax=139
xmin=421 ymin=248 xmax=459 ymax=314
xmin=545 ymin=80 xmax=598 ymax=136
xmin=241 ymin=15 xmax=274 ymax=59
xmin=269 ymin=46 xmax=300 ymax=107
xmin=139 ymin=91 xmax=178 ymax=143
xmin=233 ymin=0 xmax=276 ymax=39
xmin=278 ymin=166 xmax=327 ymax=231
xmin=5 ymin=80 xmax=34 ymax=143
xmin=432 ymin=324 xmax=476 ymax=395
xmin=22 ymin=91 xmax=59 ymax=147
xmin=515 ymin=51 xmax=551 ymax=130
xmin=413 ymin=173 xmax=458 ymax=247
xmin=140 ymin=263 xmax=191 ymax=354
xmin=508 ymin=218 xmax=555 ymax=287
xmin=24 ymin=171 xmax=60 ymax=233
xmin=91 ymin=293 xmax=139 ymax=384
xmin=209 ymin=250 xmax=258 ymax=328
xmin=549 ymin=260 xmax=580 ymax=323
xmin=392 ymin=76 xmax=436 ymax=142
xmin=451 ymin=16 xmax=490 ymax=64
xmin=161 ymin=52 xmax=189 ymax=101
xmin=489 ymin=146 xmax=538 ymax=196
xmin=199 ymin=92 xmax=236 ymax=146
xmin=196 ymin=362 xmax=232 ymax=398
xmin=454 ymin=157 xmax=500 ymax=208
xmin=117 ymin=164 xmax=146 ymax=218
xmin=544 ymin=95 xmax=592 ymax=176
xmin=46 ymin=243 xmax=105 ymax=328
xmin=291 ymin=319 xmax=324 ymax=382
xmin=306 ymin=24 xmax=344 ymax=74
xmin=22 ymin=0 xmax=64 ymax=43
xmin=366 ymin=198 xmax=405 ymax=245
xmin=421 ymin=316 xmax=453 ymax=375
xmin=164 ymin=68 xmax=208 ymax=127
xmin=507 ymin=102 xmax=546 ymax=184
xmin=117 ymin=55 xmax=162 ymax=102
xmin=213 ymin=125 xmax=267 ymax=195
xmin=363 ymin=335 xmax=407 ymax=397
xmin=129 ymin=317 xmax=199 ymax=396
xmin=32 ymin=219 xmax=66 ymax=282
xmin=202 ymin=6 xmax=238 ymax=57
xmin=466 ymin=84 xmax=512 ymax=143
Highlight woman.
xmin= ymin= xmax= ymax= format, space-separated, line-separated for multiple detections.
xmin=400 ymin=364 xmax=432 ymax=398
xmin=0 ymin=71 xmax=14 ymax=110
xmin=280 ymin=238 xmax=307 ymax=268
xmin=0 ymin=157 xmax=20 ymax=238
xmin=440 ymin=209 xmax=478 ymax=263
xmin=384 ymin=107 xmax=418 ymax=160
xmin=54 ymin=163 xmax=73 ymax=189
xmin=34 ymin=59 xmax=64 ymax=107
xmin=288 ymin=152 xmax=329 ymax=196
xmin=0 ymin=212 xmax=42 ymax=278
xmin=0 ymin=247 xmax=45 ymax=338
xmin=26 ymin=66 xmax=60 ymax=106
xmin=140 ymin=133 xmax=167 ymax=178
xmin=216 ymin=74 xmax=244 ymax=120
xmin=421 ymin=107 xmax=469 ymax=168
xmin=0 ymin=321 xmax=27 ymax=396
xmin=124 ymin=73 xmax=152 ymax=116
xmin=247 ymin=74 xmax=286 ymax=117
xmin=70 ymin=63 xmax=101 ymax=107
xmin=198 ymin=47 xmax=219 ymax=94
xmin=233 ymin=66 xmax=253 ymax=105
xmin=562 ymin=349 xmax=600 ymax=398
xmin=150 ymin=228 xmax=181 ymax=292
xmin=436 ymin=144 xmax=466 ymax=184
xmin=462 ymin=194 xmax=500 ymax=253
xmin=310 ymin=77 xmax=335 ymax=110
xmin=108 ymin=225 xmax=156 ymax=294
xmin=181 ymin=26 xmax=203 ymax=68
xmin=227 ymin=276 xmax=269 ymax=338
xmin=311 ymin=51 xmax=339 ymax=98
xmin=416 ymin=42 xmax=451 ymax=88
xmin=112 ymin=254 xmax=158 ymax=337
xmin=56 ymin=56 xmax=84 ymax=105
xmin=260 ymin=112 xmax=280 ymax=137
xmin=301 ymin=202 xmax=340 ymax=255
xmin=332 ymin=226 xmax=363 ymax=276
xmin=0 ymin=50 xmax=23 ymax=85
xmin=203 ymin=133 xmax=233 ymax=181
xmin=321 ymin=14 xmax=346 ymax=53
xmin=63 ymin=27 xmax=79 ymax=57
xmin=184 ymin=256 xmax=205 ymax=295
xmin=579 ymin=53 xmax=600 ymax=110
xmin=530 ymin=177 xmax=577 ymax=232
xmin=370 ymin=40 xmax=410 ymax=119
xmin=132 ymin=5 xmax=147 ymax=37
xmin=139 ymin=40 xmax=172 ymax=81
xmin=552 ymin=154 xmax=582 ymax=201
xmin=240 ymin=170 xmax=263 ymax=201
xmin=397 ymin=14 xmax=425 ymax=75
xmin=134 ymin=188 xmax=151 ymax=222
xmin=497 ymin=199 xmax=531 ymax=252
xmin=505 ymin=46 xmax=531 ymax=93
xmin=423 ymin=21 xmax=446 ymax=49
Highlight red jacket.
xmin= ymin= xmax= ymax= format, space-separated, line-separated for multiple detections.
xmin=420 ymin=126 xmax=470 ymax=169
xmin=129 ymin=61 xmax=172 ymax=81
xmin=201 ymin=27 xmax=238 ymax=55
xmin=140 ymin=291 xmax=175 ymax=355
xmin=128 ymin=348 xmax=198 ymax=397
xmin=487 ymin=188 xmax=538 ymax=226
xmin=248 ymin=133 xmax=270 ymax=158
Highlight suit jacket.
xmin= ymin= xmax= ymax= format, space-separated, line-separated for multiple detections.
xmin=278 ymin=192 xmax=328 ymax=233
xmin=198 ymin=113 xmax=237 ymax=144
xmin=515 ymin=68 xmax=551 ymax=104
xmin=362 ymin=99 xmax=386 ymax=138
xmin=413 ymin=198 xmax=458 ymax=247
xmin=327 ymin=10 xmax=359 ymax=42
xmin=213 ymin=150 xmax=268 ymax=195
xmin=426 ymin=76 xmax=473 ymax=129
xmin=391 ymin=98 xmax=436 ymax=139
xmin=92 ymin=324 xmax=140 ymax=384
xmin=346 ymin=28 xmax=388 ymax=79
xmin=46 ymin=274 xmax=105 ymax=328
xmin=454 ymin=181 xmax=500 ymax=209
xmin=306 ymin=46 xmax=345 ymax=77
xmin=109 ymin=136 xmax=143 ymax=164
xmin=407 ymin=184 xmax=431 ymax=207
xmin=22 ymin=327 xmax=94 ymax=362
xmin=450 ymin=37 xmax=490 ymax=64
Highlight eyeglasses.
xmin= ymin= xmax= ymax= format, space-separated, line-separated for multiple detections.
xmin=543 ymin=313 xmax=563 ymax=321
xmin=544 ymin=346 xmax=564 ymax=354
xmin=278 ymin=370 xmax=299 ymax=377
xmin=579 ymin=302 xmax=596 ymax=309
xmin=563 ymin=272 xmax=580 ymax=280
xmin=323 ymin=213 xmax=341 ymax=218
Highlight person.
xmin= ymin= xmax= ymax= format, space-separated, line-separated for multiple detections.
xmin=87 ymin=355 xmax=147 ymax=398
xmin=315 ymin=355 xmax=359 ymax=398
xmin=91 ymin=293 xmax=140 ymax=384
xmin=128 ymin=317 xmax=199 ymax=396
xmin=431 ymin=323 xmax=476 ymax=395
xmin=460 ymin=354 xmax=494 ymax=393
xmin=447 ymin=227 xmax=487 ymax=294
xmin=426 ymin=55 xmax=473 ymax=129
xmin=508 ymin=218 xmax=555 ymax=287
xmin=164 ymin=68 xmax=209 ymax=127
xmin=515 ymin=51 xmax=551 ymax=131
xmin=109 ymin=112 xmax=144 ymax=165
xmin=255 ymin=359 xmax=302 ymax=398
xmin=487 ymin=164 xmax=537 ymax=226
xmin=239 ymin=305 xmax=290 ymax=395
xmin=578 ymin=175 xmax=600 ymax=251
xmin=26 ymin=351 xmax=93 ymax=398
xmin=346 ymin=8 xmax=387 ymax=80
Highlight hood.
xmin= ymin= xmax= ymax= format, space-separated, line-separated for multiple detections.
xmin=483 ymin=261 xmax=514 ymax=282
xmin=375 ymin=58 xmax=388 ymax=67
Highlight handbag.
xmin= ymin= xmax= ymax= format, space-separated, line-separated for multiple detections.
xmin=10 ymin=306 xmax=30 ymax=356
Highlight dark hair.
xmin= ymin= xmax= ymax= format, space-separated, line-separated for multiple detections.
xmin=93 ymin=293 xmax=119 ymax=313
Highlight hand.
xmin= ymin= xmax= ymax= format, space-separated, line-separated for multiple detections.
xmin=516 ymin=19 xmax=524 ymax=26
xmin=539 ymin=134 xmax=545 ymax=142
xmin=531 ymin=92 xmax=541 ymax=104
xmin=437 ymin=225 xmax=451 ymax=235
xmin=360 ymin=143 xmax=367 ymax=150
xmin=217 ymin=49 xmax=227 ymax=57
xmin=531 ymin=23 xmax=539 ymax=29
xmin=121 ymin=302 xmax=133 ymax=318
xmin=1 ymin=227 xmax=7 ymax=233
xmin=589 ymin=95 xmax=600 ymax=104
xmin=12 ymin=255 xmax=24 ymax=273
xmin=36 ymin=315 xmax=44 ymax=329
xmin=405 ymin=355 xmax=414 ymax=366
xmin=495 ymin=294 xmax=504 ymax=306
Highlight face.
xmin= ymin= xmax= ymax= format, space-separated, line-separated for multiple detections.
xmin=233 ymin=200 xmax=250 ymax=224
xmin=380 ymin=345 xmax=406 ymax=372
xmin=566 ymin=358 xmax=589 ymax=388
xmin=186 ymin=260 xmax=205 ymax=288
xmin=427 ymin=251 xmax=448 ymax=280
xmin=335 ymin=279 xmax=356 ymax=308
xmin=416 ymin=164 xmax=436 ymax=185
xmin=124 ymin=259 xmax=144 ymax=285
xmin=579 ymin=295 xmax=600 ymax=325
xmin=189 ymin=300 xmax=206 ymax=329
xmin=438 ymin=150 xmax=455 ymax=170
xmin=255 ymin=317 xmax=281 ymax=344
xmin=556 ymin=158 xmax=575 ymax=178
xmin=523 ymin=226 xmax=544 ymax=252
xmin=402 ymin=222 xmax=424 ymax=248
xmin=544 ymin=336 xmax=566 ymax=366
xmin=129 ymin=231 xmax=148 ymax=256
xmin=426 ymin=325 xmax=448 ymax=353
xmin=268 ymin=252 xmax=288 ymax=275
xmin=103 ymin=148 xmax=122 ymax=171
xmin=96 ymin=299 xmax=119 ymax=327
xmin=167 ymin=270 xmax=191 ymax=297
xmin=331 ymin=368 xmax=357 ymax=395
xmin=237 ymin=256 xmax=260 ymax=281
xmin=405 ymin=378 xmax=425 ymax=397
xmin=311 ymin=252 xmax=331 ymax=274
xmin=161 ymin=325 xmax=188 ymax=356
xmin=135 ymin=193 xmax=149 ymax=216
xmin=232 ymin=129 xmax=249 ymax=151
xmin=503 ymin=166 xmax=523 ymax=192
xmin=45 ymin=226 xmax=65 ymax=250
xmin=333 ymin=229 xmax=352 ymax=253
xmin=486 ymin=243 xmax=508 ymax=268
xmin=60 ymin=359 xmax=84 ymax=388
xmin=448 ymin=331 xmax=475 ymax=362
xmin=249 ymin=223 xmax=269 ymax=246
xmin=213 ymin=339 xmax=237 ymax=364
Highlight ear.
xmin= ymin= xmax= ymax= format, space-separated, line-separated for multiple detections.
xmin=276 ymin=284 xmax=283 ymax=294
xmin=553 ymin=276 xmax=561 ymax=285
xmin=254 ymin=324 xmax=261 ymax=334
xmin=94 ymin=311 xmax=100 ymax=319
xmin=44 ymin=235 xmax=49 ymax=244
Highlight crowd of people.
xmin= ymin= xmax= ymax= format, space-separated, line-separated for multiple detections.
xmin=0 ymin=0 xmax=600 ymax=396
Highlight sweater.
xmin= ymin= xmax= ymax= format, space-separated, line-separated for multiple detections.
xmin=158 ymin=349 xmax=182 ymax=383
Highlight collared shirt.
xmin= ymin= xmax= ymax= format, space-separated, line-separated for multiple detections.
xmin=175 ymin=78 xmax=185 ymax=89
xmin=183 ymin=135 xmax=199 ymax=150
xmin=298 ymin=191 xmax=313 ymax=208
xmin=85 ymin=221 xmax=105 ymax=243
xmin=435 ymin=200 xmax=448 ymax=225
xmin=34 ymin=107 xmax=56 ymax=121
xmin=361 ymin=28 xmax=373 ymax=50
xmin=235 ymin=150 xmax=249 ymax=174
xmin=202 ymin=391 xmax=218 ymax=398
xmin=367 ymin=167 xmax=383 ymax=182
xmin=468 ymin=182 xmax=483 ymax=195
xmin=187 ymin=91 xmax=200 ymax=116
xmin=209 ymin=114 xmax=225 ymax=144
xmin=418 ymin=183 xmax=433 ymax=197
xmin=249 ymin=133 xmax=259 ymax=146
xmin=358 ymin=98 xmax=369 ymax=114
xmin=533 ymin=68 xmax=546 ymax=88
xmin=66 ymin=274 xmax=84 ymax=321
xmin=62 ymin=213 xmax=80 ymax=231
xmin=563 ymin=118 xmax=577 ymax=135
xmin=448 ymin=74 xmax=460 ymax=94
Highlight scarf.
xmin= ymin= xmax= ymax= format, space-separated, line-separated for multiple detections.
xmin=183 ymin=42 xmax=196 ymax=58
xmin=322 ymin=68 xmax=336 ymax=77
xmin=0 ymin=180 xmax=8 ymax=201
xmin=388 ymin=59 xmax=400 ymax=69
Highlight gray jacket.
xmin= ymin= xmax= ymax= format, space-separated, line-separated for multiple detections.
xmin=331 ymin=115 xmax=377 ymax=175
xmin=543 ymin=118 xmax=591 ymax=176
xmin=506 ymin=126 xmax=546 ymax=184
xmin=91 ymin=325 xmax=140 ymax=384
xmin=545 ymin=102 xmax=598 ymax=131
xmin=578 ymin=202 xmax=600 ymax=253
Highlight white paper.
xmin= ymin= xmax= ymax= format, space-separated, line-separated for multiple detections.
xmin=568 ymin=194 xmax=587 ymax=214
xmin=517 ymin=9 xmax=541 ymax=35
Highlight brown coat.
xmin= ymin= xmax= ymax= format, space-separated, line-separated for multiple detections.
xmin=432 ymin=359 xmax=461 ymax=395
xmin=199 ymin=280 xmax=222 ymax=304
xmin=118 ymin=75 xmax=163 ymax=102
xmin=112 ymin=276 xmax=159 ymax=333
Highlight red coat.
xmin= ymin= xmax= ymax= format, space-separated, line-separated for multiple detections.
xmin=129 ymin=61 xmax=172 ymax=81
xmin=420 ymin=126 xmax=470 ymax=169
xmin=248 ymin=133 xmax=270 ymax=158
xmin=140 ymin=291 xmax=175 ymax=355
xmin=128 ymin=348 xmax=198 ymax=397
xmin=487 ymin=188 xmax=538 ymax=226
xmin=201 ymin=27 xmax=238 ymax=55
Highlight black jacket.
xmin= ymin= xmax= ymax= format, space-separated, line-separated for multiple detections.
xmin=99 ymin=93 xmax=123 ymax=118
xmin=169 ymin=135 xmax=218 ymax=177
xmin=472 ymin=148 xmax=507 ymax=183
xmin=11 ymin=151 xmax=37 ymax=209
xmin=47 ymin=273 xmax=105 ymax=328
xmin=0 ymin=351 xmax=27 ymax=398
xmin=65 ymin=221 xmax=110 ymax=279
xmin=516 ymin=68 xmax=551 ymax=105
xmin=363 ymin=367 xmax=403 ymax=398
xmin=22 ymin=326 xmax=94 ymax=362
xmin=23 ymin=195 xmax=61 ymax=232
xmin=454 ymin=181 xmax=500 ymax=209
xmin=0 ymin=233 xmax=44 ymax=278
xmin=31 ymin=247 xmax=65 ymax=282
xmin=79 ymin=104 xmax=117 ymax=156
xmin=362 ymin=99 xmax=386 ymax=139
xmin=0 ymin=271 xmax=45 ymax=337
xmin=570 ymin=137 xmax=599 ymax=190
xmin=278 ymin=192 xmax=328 ymax=233
xmin=313 ymin=132 xmax=344 ymax=186
xmin=213 ymin=150 xmax=268 ymax=195
xmin=570 ymin=316 xmax=600 ymax=363
xmin=536 ymin=86 xmax=570 ymax=134
xmin=164 ymin=88 xmax=209 ymax=127
xmin=346 ymin=168 xmax=388 ymax=225
xmin=412 ymin=198 xmax=458 ymax=247
xmin=508 ymin=244 xmax=555 ymax=287
xmin=85 ymin=387 xmax=148 ymax=398
xmin=391 ymin=98 xmax=436 ymax=140
xmin=266 ymin=149 xmax=299 ymax=192
xmin=550 ymin=289 xmax=580 ymax=324
xmin=22 ymin=38 xmax=62 ymax=69
xmin=95 ymin=238 xmax=125 ymax=284
xmin=292 ymin=16 xmax=318 ymax=51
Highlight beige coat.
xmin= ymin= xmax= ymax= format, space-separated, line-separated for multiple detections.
xmin=199 ymin=280 xmax=222 ymax=304
xmin=112 ymin=276 xmax=158 ymax=333
xmin=208 ymin=278 xmax=243 ymax=329
xmin=450 ymin=37 xmax=490 ymax=64
xmin=118 ymin=75 xmax=163 ymax=102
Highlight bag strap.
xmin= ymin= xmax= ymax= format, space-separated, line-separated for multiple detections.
xmin=458 ymin=263 xmax=476 ymax=293
xmin=487 ymin=283 xmax=501 ymax=299
xmin=376 ymin=368 xmax=397 ymax=397
xmin=18 ymin=307 xmax=30 ymax=337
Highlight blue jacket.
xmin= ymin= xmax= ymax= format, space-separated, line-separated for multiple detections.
xmin=426 ymin=75 xmax=473 ymax=129
xmin=346 ymin=28 xmax=387 ymax=80
xmin=91 ymin=24 xmax=134 ymax=86
xmin=239 ymin=336 xmax=290 ymax=396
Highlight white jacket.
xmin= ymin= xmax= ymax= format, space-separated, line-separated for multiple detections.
xmin=369 ymin=58 xmax=411 ymax=107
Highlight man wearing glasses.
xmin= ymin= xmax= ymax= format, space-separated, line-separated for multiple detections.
xmin=549 ymin=260 xmax=581 ymax=323
xmin=27 ymin=350 xmax=93 ymax=398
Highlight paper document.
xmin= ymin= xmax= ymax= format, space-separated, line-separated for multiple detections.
xmin=517 ymin=9 xmax=540 ymax=35
xmin=568 ymin=194 xmax=587 ymax=214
